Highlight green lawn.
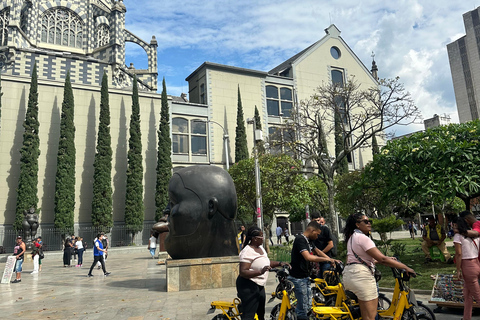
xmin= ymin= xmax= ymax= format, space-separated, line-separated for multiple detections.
xmin=376 ymin=238 xmax=456 ymax=290
xmin=268 ymin=238 xmax=456 ymax=290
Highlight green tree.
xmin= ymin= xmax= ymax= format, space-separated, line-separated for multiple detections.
xmin=15 ymin=64 xmax=40 ymax=231
xmin=372 ymin=133 xmax=380 ymax=156
xmin=155 ymin=78 xmax=172 ymax=221
xmin=334 ymin=110 xmax=348 ymax=175
xmin=362 ymin=120 xmax=480 ymax=211
xmin=371 ymin=215 xmax=405 ymax=254
xmin=91 ymin=73 xmax=113 ymax=230
xmin=54 ymin=71 xmax=76 ymax=234
xmin=124 ymin=76 xmax=144 ymax=241
xmin=229 ymin=154 xmax=314 ymax=227
xmin=288 ymin=77 xmax=419 ymax=235
xmin=235 ymin=86 xmax=248 ymax=162
xmin=254 ymin=105 xmax=265 ymax=154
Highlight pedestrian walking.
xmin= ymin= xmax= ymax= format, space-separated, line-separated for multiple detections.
xmin=11 ymin=236 xmax=26 ymax=283
xmin=63 ymin=237 xmax=73 ymax=267
xmin=148 ymin=233 xmax=157 ymax=259
xmin=284 ymin=227 xmax=289 ymax=243
xmin=75 ymin=236 xmax=84 ymax=267
xmin=87 ymin=233 xmax=110 ymax=277
xmin=31 ymin=237 xmax=41 ymax=274
xmin=276 ymin=226 xmax=282 ymax=244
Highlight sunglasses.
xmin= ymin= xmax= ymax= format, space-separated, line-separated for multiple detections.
xmin=358 ymin=219 xmax=372 ymax=225
xmin=254 ymin=236 xmax=264 ymax=240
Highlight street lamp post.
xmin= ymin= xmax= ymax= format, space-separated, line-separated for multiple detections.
xmin=201 ymin=119 xmax=229 ymax=170
xmin=247 ymin=118 xmax=263 ymax=229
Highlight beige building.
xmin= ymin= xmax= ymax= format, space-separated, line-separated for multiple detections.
xmin=0 ymin=0 xmax=379 ymax=240
xmin=184 ymin=25 xmax=379 ymax=173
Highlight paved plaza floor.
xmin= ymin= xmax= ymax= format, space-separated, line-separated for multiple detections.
xmin=0 ymin=247 xmax=466 ymax=320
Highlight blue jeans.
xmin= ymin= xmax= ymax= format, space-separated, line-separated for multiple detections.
xmin=149 ymin=248 xmax=156 ymax=257
xmin=318 ymin=262 xmax=332 ymax=278
xmin=288 ymin=276 xmax=311 ymax=319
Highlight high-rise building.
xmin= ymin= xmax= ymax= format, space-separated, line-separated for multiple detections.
xmin=447 ymin=6 xmax=480 ymax=122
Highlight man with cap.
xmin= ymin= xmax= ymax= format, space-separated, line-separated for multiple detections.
xmin=12 ymin=236 xmax=26 ymax=283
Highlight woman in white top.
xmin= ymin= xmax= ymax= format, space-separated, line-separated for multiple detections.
xmin=454 ymin=215 xmax=480 ymax=320
xmin=343 ymin=213 xmax=415 ymax=320
xmin=148 ymin=233 xmax=157 ymax=259
xmin=75 ymin=237 xmax=84 ymax=267
xmin=236 ymin=226 xmax=288 ymax=320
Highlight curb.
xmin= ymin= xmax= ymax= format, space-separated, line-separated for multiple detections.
xmin=380 ymin=287 xmax=431 ymax=295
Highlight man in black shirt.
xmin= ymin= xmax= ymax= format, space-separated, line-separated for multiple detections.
xmin=289 ymin=221 xmax=337 ymax=320
xmin=312 ymin=214 xmax=335 ymax=278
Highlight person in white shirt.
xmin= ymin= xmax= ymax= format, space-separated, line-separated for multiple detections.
xmin=75 ymin=237 xmax=84 ymax=267
xmin=148 ymin=233 xmax=157 ymax=259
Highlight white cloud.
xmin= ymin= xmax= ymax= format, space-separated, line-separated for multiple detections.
xmin=123 ymin=0 xmax=474 ymax=133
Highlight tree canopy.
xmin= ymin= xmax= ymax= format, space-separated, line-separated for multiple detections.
xmin=362 ymin=120 xmax=480 ymax=211
xmin=229 ymin=154 xmax=318 ymax=226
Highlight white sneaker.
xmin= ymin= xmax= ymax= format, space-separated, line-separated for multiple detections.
xmin=31 ymin=271 xmax=38 ymax=274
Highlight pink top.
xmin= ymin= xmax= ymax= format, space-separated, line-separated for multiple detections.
xmin=346 ymin=230 xmax=376 ymax=268
xmin=453 ymin=233 xmax=480 ymax=260
xmin=473 ymin=221 xmax=480 ymax=233
xmin=239 ymin=245 xmax=270 ymax=286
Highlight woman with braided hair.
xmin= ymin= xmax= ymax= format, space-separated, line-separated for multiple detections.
xmin=236 ymin=226 xmax=289 ymax=320
xmin=343 ymin=213 xmax=415 ymax=320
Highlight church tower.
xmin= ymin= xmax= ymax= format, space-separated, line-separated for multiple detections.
xmin=0 ymin=0 xmax=158 ymax=91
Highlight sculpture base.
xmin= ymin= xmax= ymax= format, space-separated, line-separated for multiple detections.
xmin=166 ymin=256 xmax=239 ymax=292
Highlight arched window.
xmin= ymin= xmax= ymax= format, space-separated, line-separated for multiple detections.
xmin=0 ymin=8 xmax=10 ymax=46
xmin=266 ymin=85 xmax=293 ymax=117
xmin=172 ymin=118 xmax=189 ymax=154
xmin=20 ymin=3 xmax=30 ymax=35
xmin=96 ymin=23 xmax=110 ymax=47
xmin=41 ymin=8 xmax=83 ymax=48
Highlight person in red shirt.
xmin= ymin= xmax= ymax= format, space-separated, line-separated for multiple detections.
xmin=461 ymin=211 xmax=480 ymax=237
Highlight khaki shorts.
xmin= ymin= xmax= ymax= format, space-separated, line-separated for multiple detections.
xmin=343 ymin=264 xmax=378 ymax=301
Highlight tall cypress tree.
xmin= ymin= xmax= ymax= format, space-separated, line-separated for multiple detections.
xmin=91 ymin=73 xmax=113 ymax=230
xmin=235 ymin=86 xmax=248 ymax=162
xmin=155 ymin=78 xmax=171 ymax=221
xmin=15 ymin=64 xmax=40 ymax=231
xmin=372 ymin=133 xmax=380 ymax=156
xmin=124 ymin=76 xmax=144 ymax=241
xmin=54 ymin=71 xmax=76 ymax=234
xmin=334 ymin=111 xmax=348 ymax=175
xmin=254 ymin=105 xmax=265 ymax=154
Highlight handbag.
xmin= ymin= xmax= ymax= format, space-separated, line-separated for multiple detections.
xmin=350 ymin=234 xmax=381 ymax=282
xmin=38 ymin=250 xmax=45 ymax=259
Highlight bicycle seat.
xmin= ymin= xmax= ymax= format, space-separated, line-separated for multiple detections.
xmin=345 ymin=290 xmax=359 ymax=302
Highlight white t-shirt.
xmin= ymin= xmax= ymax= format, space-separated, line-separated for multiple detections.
xmin=239 ymin=245 xmax=270 ymax=286
xmin=346 ymin=230 xmax=376 ymax=268
xmin=453 ymin=233 xmax=480 ymax=260
xmin=75 ymin=240 xmax=83 ymax=250
xmin=149 ymin=236 xmax=156 ymax=249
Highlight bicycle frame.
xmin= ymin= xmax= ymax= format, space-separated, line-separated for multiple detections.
xmin=311 ymin=268 xmax=416 ymax=320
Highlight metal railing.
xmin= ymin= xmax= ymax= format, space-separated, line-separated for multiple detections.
xmin=0 ymin=222 xmax=155 ymax=254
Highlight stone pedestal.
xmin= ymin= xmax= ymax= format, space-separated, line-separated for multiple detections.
xmin=166 ymin=256 xmax=239 ymax=292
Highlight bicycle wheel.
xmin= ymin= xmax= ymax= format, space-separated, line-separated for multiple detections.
xmin=211 ymin=314 xmax=229 ymax=320
xmin=377 ymin=295 xmax=391 ymax=310
xmin=270 ymin=304 xmax=297 ymax=320
xmin=401 ymin=307 xmax=418 ymax=320
xmin=414 ymin=302 xmax=436 ymax=320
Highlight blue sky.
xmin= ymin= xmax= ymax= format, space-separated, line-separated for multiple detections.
xmin=123 ymin=0 xmax=477 ymax=136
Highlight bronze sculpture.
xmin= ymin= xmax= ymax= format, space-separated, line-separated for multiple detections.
xmin=22 ymin=207 xmax=39 ymax=249
xmin=155 ymin=166 xmax=238 ymax=259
